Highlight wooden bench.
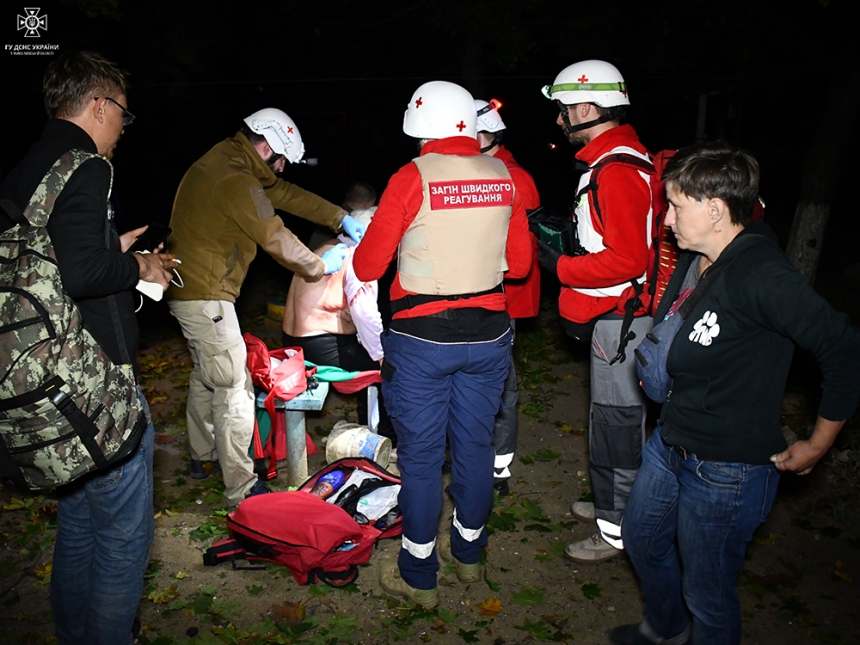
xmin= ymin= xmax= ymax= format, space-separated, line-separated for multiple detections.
xmin=255 ymin=381 xmax=329 ymax=486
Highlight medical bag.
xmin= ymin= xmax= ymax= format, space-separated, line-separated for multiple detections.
xmin=203 ymin=457 xmax=402 ymax=586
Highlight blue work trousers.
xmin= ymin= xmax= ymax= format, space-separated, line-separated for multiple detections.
xmin=623 ymin=425 xmax=780 ymax=645
xmin=382 ymin=328 xmax=511 ymax=590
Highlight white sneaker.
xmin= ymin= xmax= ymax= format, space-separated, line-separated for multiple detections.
xmin=570 ymin=501 xmax=596 ymax=521
xmin=564 ymin=533 xmax=622 ymax=563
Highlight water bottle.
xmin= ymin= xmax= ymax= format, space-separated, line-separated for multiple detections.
xmin=309 ymin=470 xmax=346 ymax=500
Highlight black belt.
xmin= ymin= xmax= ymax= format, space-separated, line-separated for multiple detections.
xmin=666 ymin=443 xmax=717 ymax=463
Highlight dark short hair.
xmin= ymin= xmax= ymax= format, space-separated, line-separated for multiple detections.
xmin=343 ymin=181 xmax=377 ymax=208
xmin=662 ymin=142 xmax=760 ymax=227
xmin=43 ymin=51 xmax=128 ymax=119
xmin=592 ymin=103 xmax=627 ymax=123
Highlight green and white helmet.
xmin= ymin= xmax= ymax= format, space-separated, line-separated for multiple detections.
xmin=542 ymin=60 xmax=629 ymax=107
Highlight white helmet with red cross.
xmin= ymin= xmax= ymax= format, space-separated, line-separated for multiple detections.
xmin=243 ymin=108 xmax=305 ymax=164
xmin=542 ymin=60 xmax=630 ymax=107
xmin=403 ymin=81 xmax=477 ymax=140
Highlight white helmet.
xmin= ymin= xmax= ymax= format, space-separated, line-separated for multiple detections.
xmin=542 ymin=60 xmax=629 ymax=107
xmin=403 ymin=81 xmax=477 ymax=140
xmin=243 ymin=108 xmax=305 ymax=164
xmin=474 ymin=99 xmax=506 ymax=133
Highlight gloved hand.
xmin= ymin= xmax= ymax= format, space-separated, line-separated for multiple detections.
xmin=537 ymin=239 xmax=563 ymax=275
xmin=341 ymin=214 xmax=365 ymax=244
xmin=321 ymin=243 xmax=349 ymax=275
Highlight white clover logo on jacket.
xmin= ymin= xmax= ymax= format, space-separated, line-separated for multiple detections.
xmin=689 ymin=310 xmax=720 ymax=346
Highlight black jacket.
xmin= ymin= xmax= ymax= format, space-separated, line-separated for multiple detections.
xmin=0 ymin=119 xmax=141 ymax=369
xmin=658 ymin=224 xmax=860 ymax=464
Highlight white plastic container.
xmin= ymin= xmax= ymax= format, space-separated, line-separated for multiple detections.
xmin=326 ymin=421 xmax=391 ymax=467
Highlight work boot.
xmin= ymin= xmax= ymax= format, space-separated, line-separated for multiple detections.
xmin=190 ymin=459 xmax=220 ymax=480
xmin=453 ymin=559 xmax=481 ymax=583
xmin=564 ymin=533 xmax=621 ymax=563
xmin=609 ymin=623 xmax=690 ymax=645
xmin=190 ymin=459 xmax=206 ymax=479
xmin=437 ymin=533 xmax=482 ymax=583
xmin=570 ymin=500 xmax=595 ymax=521
xmin=493 ymin=478 xmax=510 ymax=497
xmin=378 ymin=560 xmax=438 ymax=609
xmin=245 ymin=479 xmax=271 ymax=499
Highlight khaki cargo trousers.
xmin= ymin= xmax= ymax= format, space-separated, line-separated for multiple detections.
xmin=168 ymin=300 xmax=257 ymax=507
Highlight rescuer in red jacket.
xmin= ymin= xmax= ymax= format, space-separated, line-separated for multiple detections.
xmin=353 ymin=81 xmax=532 ymax=609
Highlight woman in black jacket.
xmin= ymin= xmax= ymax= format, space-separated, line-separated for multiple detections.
xmin=609 ymin=142 xmax=860 ymax=645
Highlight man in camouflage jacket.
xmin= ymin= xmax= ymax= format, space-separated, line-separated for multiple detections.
xmin=0 ymin=51 xmax=174 ymax=645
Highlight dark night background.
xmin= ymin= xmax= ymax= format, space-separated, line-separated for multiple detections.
xmin=1 ymin=0 xmax=858 ymax=288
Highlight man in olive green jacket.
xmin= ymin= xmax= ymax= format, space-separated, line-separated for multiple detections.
xmin=167 ymin=108 xmax=365 ymax=507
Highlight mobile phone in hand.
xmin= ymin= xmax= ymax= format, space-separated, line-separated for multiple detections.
xmin=129 ymin=223 xmax=172 ymax=253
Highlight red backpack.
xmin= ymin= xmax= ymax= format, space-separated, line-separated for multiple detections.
xmin=203 ymin=458 xmax=402 ymax=586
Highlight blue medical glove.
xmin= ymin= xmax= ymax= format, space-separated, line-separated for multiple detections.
xmin=321 ymin=243 xmax=349 ymax=275
xmin=341 ymin=214 xmax=365 ymax=244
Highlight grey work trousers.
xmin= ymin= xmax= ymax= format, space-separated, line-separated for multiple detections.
xmin=588 ymin=315 xmax=652 ymax=548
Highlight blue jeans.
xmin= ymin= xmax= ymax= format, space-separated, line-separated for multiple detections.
xmin=382 ymin=329 xmax=511 ymax=590
xmin=623 ymin=425 xmax=779 ymax=645
xmin=51 ymin=388 xmax=155 ymax=645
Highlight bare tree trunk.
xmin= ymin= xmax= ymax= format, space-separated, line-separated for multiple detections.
xmin=787 ymin=200 xmax=832 ymax=284
xmin=786 ymin=66 xmax=860 ymax=284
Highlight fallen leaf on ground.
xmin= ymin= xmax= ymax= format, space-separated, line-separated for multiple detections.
xmin=272 ymin=600 xmax=306 ymax=624
xmin=479 ymin=597 xmax=503 ymax=617
xmin=147 ymin=585 xmax=180 ymax=604
xmin=34 ymin=563 xmax=52 ymax=579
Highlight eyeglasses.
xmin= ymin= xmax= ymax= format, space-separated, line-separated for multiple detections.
xmin=95 ymin=96 xmax=135 ymax=126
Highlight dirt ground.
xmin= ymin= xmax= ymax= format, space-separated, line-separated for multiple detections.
xmin=1 ymin=297 xmax=859 ymax=645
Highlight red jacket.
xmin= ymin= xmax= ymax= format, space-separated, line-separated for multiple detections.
xmin=353 ymin=137 xmax=533 ymax=320
xmin=494 ymin=146 xmax=541 ymax=320
xmin=557 ymin=125 xmax=652 ymax=324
